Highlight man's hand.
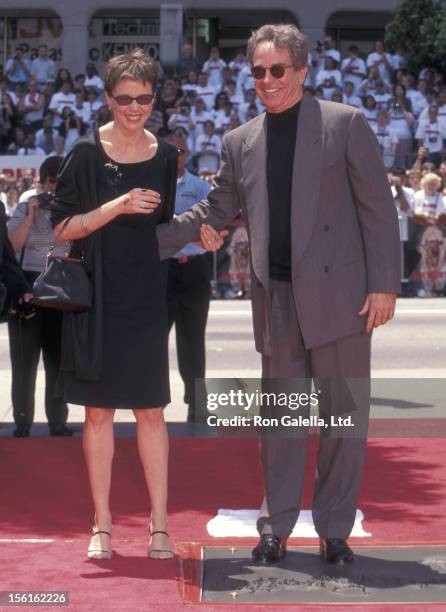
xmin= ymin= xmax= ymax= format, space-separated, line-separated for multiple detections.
xmin=358 ymin=292 xmax=397 ymax=333
xmin=196 ymin=224 xmax=229 ymax=251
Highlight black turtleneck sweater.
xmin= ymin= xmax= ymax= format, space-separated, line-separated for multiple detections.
xmin=266 ymin=100 xmax=300 ymax=281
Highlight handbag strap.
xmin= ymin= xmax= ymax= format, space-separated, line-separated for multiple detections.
xmin=48 ymin=216 xmax=72 ymax=256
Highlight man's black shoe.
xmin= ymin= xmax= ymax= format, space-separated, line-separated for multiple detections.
xmin=320 ymin=538 xmax=354 ymax=564
xmin=252 ymin=534 xmax=287 ymax=563
xmin=13 ymin=426 xmax=30 ymax=438
xmin=49 ymin=425 xmax=73 ymax=437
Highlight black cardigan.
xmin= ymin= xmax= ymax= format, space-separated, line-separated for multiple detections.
xmin=0 ymin=201 xmax=30 ymax=301
xmin=51 ymin=132 xmax=178 ymax=380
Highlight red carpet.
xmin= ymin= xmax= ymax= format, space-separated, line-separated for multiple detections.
xmin=0 ymin=435 xmax=445 ymax=609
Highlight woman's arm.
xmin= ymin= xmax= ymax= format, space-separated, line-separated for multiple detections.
xmin=54 ymin=188 xmax=161 ymax=242
xmin=8 ymin=198 xmax=38 ymax=253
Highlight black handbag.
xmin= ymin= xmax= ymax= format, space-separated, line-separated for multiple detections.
xmin=32 ymin=217 xmax=92 ymax=312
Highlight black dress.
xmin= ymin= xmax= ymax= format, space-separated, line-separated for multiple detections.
xmin=62 ymin=134 xmax=172 ymax=409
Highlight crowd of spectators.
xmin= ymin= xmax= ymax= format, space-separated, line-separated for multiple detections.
xmin=1 ymin=38 xmax=445 ymax=173
xmin=0 ymin=36 xmax=445 ymax=295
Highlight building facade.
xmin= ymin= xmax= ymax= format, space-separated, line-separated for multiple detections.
xmin=0 ymin=0 xmax=396 ymax=75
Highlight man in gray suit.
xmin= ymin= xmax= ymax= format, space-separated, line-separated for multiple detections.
xmin=157 ymin=24 xmax=400 ymax=564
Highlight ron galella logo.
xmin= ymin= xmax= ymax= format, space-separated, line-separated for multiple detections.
xmin=104 ymin=161 xmax=123 ymax=191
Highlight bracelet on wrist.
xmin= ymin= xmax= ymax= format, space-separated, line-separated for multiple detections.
xmin=80 ymin=214 xmax=91 ymax=236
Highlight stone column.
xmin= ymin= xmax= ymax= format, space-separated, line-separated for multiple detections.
xmin=159 ymin=4 xmax=183 ymax=71
xmin=61 ymin=20 xmax=89 ymax=75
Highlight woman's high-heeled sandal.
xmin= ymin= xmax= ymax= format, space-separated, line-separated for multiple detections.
xmin=148 ymin=523 xmax=174 ymax=560
xmin=87 ymin=527 xmax=113 ymax=560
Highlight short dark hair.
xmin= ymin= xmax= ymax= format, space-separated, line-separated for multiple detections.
xmin=39 ymin=156 xmax=64 ymax=184
xmin=104 ymin=48 xmax=159 ymax=95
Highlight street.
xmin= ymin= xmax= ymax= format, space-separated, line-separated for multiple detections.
xmin=0 ymin=297 xmax=445 ymax=426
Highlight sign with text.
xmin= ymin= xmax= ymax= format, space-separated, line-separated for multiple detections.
xmin=89 ymin=17 xmax=160 ymax=69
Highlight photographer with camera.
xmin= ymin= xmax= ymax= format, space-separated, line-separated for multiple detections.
xmin=415 ymin=105 xmax=446 ymax=168
xmin=167 ymin=101 xmax=194 ymax=135
xmin=7 ymin=156 xmax=72 ymax=438
xmin=388 ymin=167 xmax=416 ymax=290
xmin=315 ymin=56 xmax=342 ymax=100
xmin=58 ymin=107 xmax=87 ymax=151
xmin=5 ymin=48 xmax=32 ymax=91
xmin=373 ymin=110 xmax=399 ymax=169
xmin=388 ymin=94 xmax=415 ymax=168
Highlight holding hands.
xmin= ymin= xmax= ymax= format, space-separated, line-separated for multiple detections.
xmin=198 ymin=224 xmax=228 ymax=251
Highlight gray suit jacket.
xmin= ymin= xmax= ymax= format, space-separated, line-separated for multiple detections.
xmin=157 ymin=95 xmax=401 ymax=355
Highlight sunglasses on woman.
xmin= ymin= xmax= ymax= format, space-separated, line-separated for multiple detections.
xmin=111 ymin=94 xmax=155 ymax=106
xmin=251 ymin=64 xmax=294 ymax=80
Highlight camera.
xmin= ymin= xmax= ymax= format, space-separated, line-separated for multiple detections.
xmin=392 ymin=102 xmax=402 ymax=111
xmin=35 ymin=192 xmax=55 ymax=209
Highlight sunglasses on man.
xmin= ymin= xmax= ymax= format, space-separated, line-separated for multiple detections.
xmin=251 ymin=64 xmax=294 ymax=80
xmin=111 ymin=94 xmax=155 ymax=106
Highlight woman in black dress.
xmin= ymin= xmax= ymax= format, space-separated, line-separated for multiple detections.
xmin=52 ymin=49 xmax=221 ymax=560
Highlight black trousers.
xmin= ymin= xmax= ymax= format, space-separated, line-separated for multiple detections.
xmin=167 ymin=255 xmax=211 ymax=409
xmin=8 ymin=305 xmax=68 ymax=429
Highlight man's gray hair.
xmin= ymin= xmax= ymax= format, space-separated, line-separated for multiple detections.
xmin=247 ymin=24 xmax=308 ymax=69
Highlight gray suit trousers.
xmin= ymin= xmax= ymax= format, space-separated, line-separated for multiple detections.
xmin=257 ymin=279 xmax=371 ymax=540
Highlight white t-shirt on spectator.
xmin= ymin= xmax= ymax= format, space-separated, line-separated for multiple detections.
xmin=366 ymin=52 xmax=393 ymax=82
xmin=203 ymin=58 xmax=227 ymax=89
xmin=35 ymin=127 xmax=59 ymax=148
xmin=182 ymin=83 xmax=199 ymax=96
xmin=316 ymin=48 xmax=341 ymax=72
xmin=315 ymin=69 xmax=342 ymax=88
xmin=415 ymin=120 xmax=446 ymax=153
xmin=195 ymin=133 xmax=221 ymax=174
xmin=237 ymin=65 xmax=255 ymax=96
xmin=316 ymin=69 xmax=342 ymax=100
xmin=359 ymin=107 xmax=378 ymax=128
xmin=238 ymin=100 xmax=265 ymax=123
xmin=49 ymin=92 xmax=76 ymax=126
xmin=17 ymin=146 xmax=46 ymax=156
xmin=406 ymin=90 xmax=428 ymax=117
xmin=167 ymin=112 xmax=192 ymax=134
xmin=23 ymin=93 xmax=45 ymax=123
xmin=418 ymin=105 xmax=446 ymax=132
xmin=195 ymin=85 xmax=216 ymax=111
xmin=85 ymin=99 xmax=104 ymax=127
xmin=372 ymin=123 xmax=399 ymax=168
xmin=72 ymin=104 xmax=91 ymax=126
xmin=343 ymin=94 xmax=362 ymax=108
xmin=388 ymin=109 xmax=414 ymax=139
xmin=359 ymin=79 xmax=379 ymax=99
xmin=64 ymin=128 xmax=81 ymax=151
xmin=341 ymin=57 xmax=367 ymax=93
xmin=413 ymin=190 xmax=446 ymax=216
xmin=227 ymin=94 xmax=244 ymax=115
xmin=213 ymin=109 xmax=232 ymax=131
xmin=84 ymin=75 xmax=104 ymax=92
xmin=373 ymin=92 xmax=392 ymax=111
xmin=391 ymin=54 xmax=406 ymax=70
xmin=228 ymin=59 xmax=248 ymax=78
xmin=391 ymin=185 xmax=414 ymax=241
xmin=189 ymin=109 xmax=214 ymax=136
xmin=1 ymin=91 xmax=18 ymax=106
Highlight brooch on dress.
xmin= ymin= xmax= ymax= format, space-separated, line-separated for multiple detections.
xmin=104 ymin=161 xmax=123 ymax=190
